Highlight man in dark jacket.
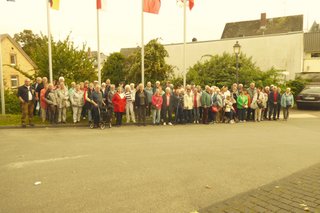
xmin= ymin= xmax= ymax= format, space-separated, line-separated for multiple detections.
xmin=135 ymin=83 xmax=149 ymax=126
xmin=268 ymin=86 xmax=281 ymax=120
xmin=18 ymin=78 xmax=35 ymax=127
xmin=162 ymin=87 xmax=174 ymax=125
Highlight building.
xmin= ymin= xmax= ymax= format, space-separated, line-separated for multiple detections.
xmin=303 ymin=32 xmax=320 ymax=72
xmin=221 ymin=13 xmax=303 ymax=39
xmin=87 ymin=49 xmax=108 ymax=71
xmin=0 ymin=34 xmax=37 ymax=89
xmin=164 ymin=13 xmax=305 ymax=81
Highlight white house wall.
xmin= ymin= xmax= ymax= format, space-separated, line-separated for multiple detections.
xmin=164 ymin=32 xmax=304 ymax=81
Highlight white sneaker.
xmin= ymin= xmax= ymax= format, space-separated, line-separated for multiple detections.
xmin=168 ymin=122 xmax=173 ymax=126
xmin=163 ymin=122 xmax=167 ymax=126
xmin=230 ymin=120 xmax=235 ymax=124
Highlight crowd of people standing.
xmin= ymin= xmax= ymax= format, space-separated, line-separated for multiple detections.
xmin=17 ymin=76 xmax=295 ymax=128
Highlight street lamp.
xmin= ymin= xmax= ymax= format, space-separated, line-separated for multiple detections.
xmin=233 ymin=41 xmax=241 ymax=85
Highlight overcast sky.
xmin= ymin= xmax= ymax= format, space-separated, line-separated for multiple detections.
xmin=0 ymin=0 xmax=319 ymax=54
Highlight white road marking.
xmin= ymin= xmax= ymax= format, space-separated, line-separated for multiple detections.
xmin=290 ymin=114 xmax=318 ymax=119
xmin=6 ymin=155 xmax=88 ymax=169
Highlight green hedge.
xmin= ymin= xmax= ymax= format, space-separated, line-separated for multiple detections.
xmin=0 ymin=90 xmax=21 ymax=114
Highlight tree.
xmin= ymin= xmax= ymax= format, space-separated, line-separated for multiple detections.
xmin=14 ymin=30 xmax=97 ymax=84
xmin=187 ymin=52 xmax=281 ymax=87
xmin=101 ymin=52 xmax=126 ymax=86
xmin=125 ymin=39 xmax=174 ymax=84
xmin=309 ymin=21 xmax=320 ymax=33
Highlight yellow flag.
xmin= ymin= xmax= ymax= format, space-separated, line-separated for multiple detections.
xmin=50 ymin=0 xmax=60 ymax=10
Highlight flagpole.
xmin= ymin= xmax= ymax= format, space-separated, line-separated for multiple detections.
xmin=47 ymin=0 xmax=53 ymax=83
xmin=0 ymin=35 xmax=5 ymax=114
xmin=183 ymin=0 xmax=187 ymax=88
xmin=141 ymin=0 xmax=145 ymax=85
xmin=97 ymin=7 xmax=101 ymax=85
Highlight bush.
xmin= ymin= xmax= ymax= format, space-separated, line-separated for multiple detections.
xmin=0 ymin=90 xmax=21 ymax=114
xmin=283 ymin=78 xmax=308 ymax=98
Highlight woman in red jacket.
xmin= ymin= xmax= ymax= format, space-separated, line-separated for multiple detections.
xmin=112 ymin=87 xmax=126 ymax=126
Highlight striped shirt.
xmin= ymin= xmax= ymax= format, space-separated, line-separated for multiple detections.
xmin=125 ymin=92 xmax=133 ymax=102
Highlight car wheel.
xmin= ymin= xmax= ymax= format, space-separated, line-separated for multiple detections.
xmin=297 ymin=103 xmax=303 ymax=110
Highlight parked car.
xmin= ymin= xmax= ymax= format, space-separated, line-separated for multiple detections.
xmin=296 ymin=87 xmax=320 ymax=109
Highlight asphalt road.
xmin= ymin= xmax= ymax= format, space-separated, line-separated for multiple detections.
xmin=0 ymin=110 xmax=320 ymax=213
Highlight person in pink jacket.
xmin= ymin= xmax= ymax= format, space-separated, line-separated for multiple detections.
xmin=151 ymin=89 xmax=163 ymax=125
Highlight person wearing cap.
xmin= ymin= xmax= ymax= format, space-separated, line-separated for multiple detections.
xmin=17 ymin=78 xmax=35 ymax=127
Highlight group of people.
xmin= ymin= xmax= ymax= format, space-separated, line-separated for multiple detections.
xmin=17 ymin=76 xmax=295 ymax=128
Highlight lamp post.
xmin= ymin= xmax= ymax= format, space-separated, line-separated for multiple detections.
xmin=233 ymin=41 xmax=241 ymax=85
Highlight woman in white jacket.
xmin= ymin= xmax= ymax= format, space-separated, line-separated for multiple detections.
xmin=251 ymin=87 xmax=265 ymax=122
xmin=70 ymin=84 xmax=84 ymax=124
xmin=183 ymin=86 xmax=194 ymax=123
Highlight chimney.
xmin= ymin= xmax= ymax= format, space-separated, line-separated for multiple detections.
xmin=260 ymin=13 xmax=267 ymax=29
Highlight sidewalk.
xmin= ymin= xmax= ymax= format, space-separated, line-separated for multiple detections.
xmin=200 ymin=163 xmax=320 ymax=213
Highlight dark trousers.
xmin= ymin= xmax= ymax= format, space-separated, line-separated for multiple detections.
xmin=184 ymin=109 xmax=192 ymax=123
xmin=264 ymin=103 xmax=269 ymax=118
xmin=81 ymin=104 xmax=87 ymax=118
xmin=277 ymin=104 xmax=281 ymax=119
xmin=199 ymin=107 xmax=203 ymax=119
xmin=162 ymin=107 xmax=172 ymax=124
xmin=48 ymin=105 xmax=57 ymax=124
xmin=239 ymin=109 xmax=246 ymax=121
xmin=269 ymin=104 xmax=278 ymax=120
xmin=137 ymin=106 xmax=146 ymax=125
xmin=202 ymin=107 xmax=209 ymax=124
xmin=146 ymin=103 xmax=152 ymax=117
xmin=21 ymin=101 xmax=34 ymax=124
xmin=92 ymin=106 xmax=100 ymax=126
xmin=225 ymin=111 xmax=234 ymax=121
xmin=176 ymin=107 xmax=184 ymax=124
xmin=208 ymin=107 xmax=214 ymax=123
xmin=107 ymin=107 xmax=113 ymax=124
xmin=247 ymin=108 xmax=255 ymax=121
xmin=283 ymin=106 xmax=290 ymax=120
xmin=115 ymin=112 xmax=123 ymax=126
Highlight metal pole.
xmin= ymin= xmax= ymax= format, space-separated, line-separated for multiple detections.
xmin=47 ymin=0 xmax=53 ymax=83
xmin=0 ymin=35 xmax=5 ymax=114
xmin=97 ymin=8 xmax=101 ymax=85
xmin=236 ymin=53 xmax=239 ymax=85
xmin=141 ymin=0 xmax=145 ymax=85
xmin=183 ymin=0 xmax=187 ymax=88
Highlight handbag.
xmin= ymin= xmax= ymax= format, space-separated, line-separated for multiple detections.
xmin=211 ymin=106 xmax=218 ymax=113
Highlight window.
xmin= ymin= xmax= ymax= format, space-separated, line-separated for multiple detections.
xmin=10 ymin=54 xmax=17 ymax=65
xmin=311 ymin=53 xmax=320 ymax=58
xmin=11 ymin=75 xmax=19 ymax=88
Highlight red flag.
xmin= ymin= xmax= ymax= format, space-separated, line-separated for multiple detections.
xmin=97 ymin=0 xmax=105 ymax=10
xmin=144 ymin=0 xmax=161 ymax=14
xmin=179 ymin=0 xmax=194 ymax=10
xmin=189 ymin=0 xmax=194 ymax=10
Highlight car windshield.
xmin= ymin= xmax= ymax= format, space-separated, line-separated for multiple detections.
xmin=301 ymin=87 xmax=320 ymax=94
